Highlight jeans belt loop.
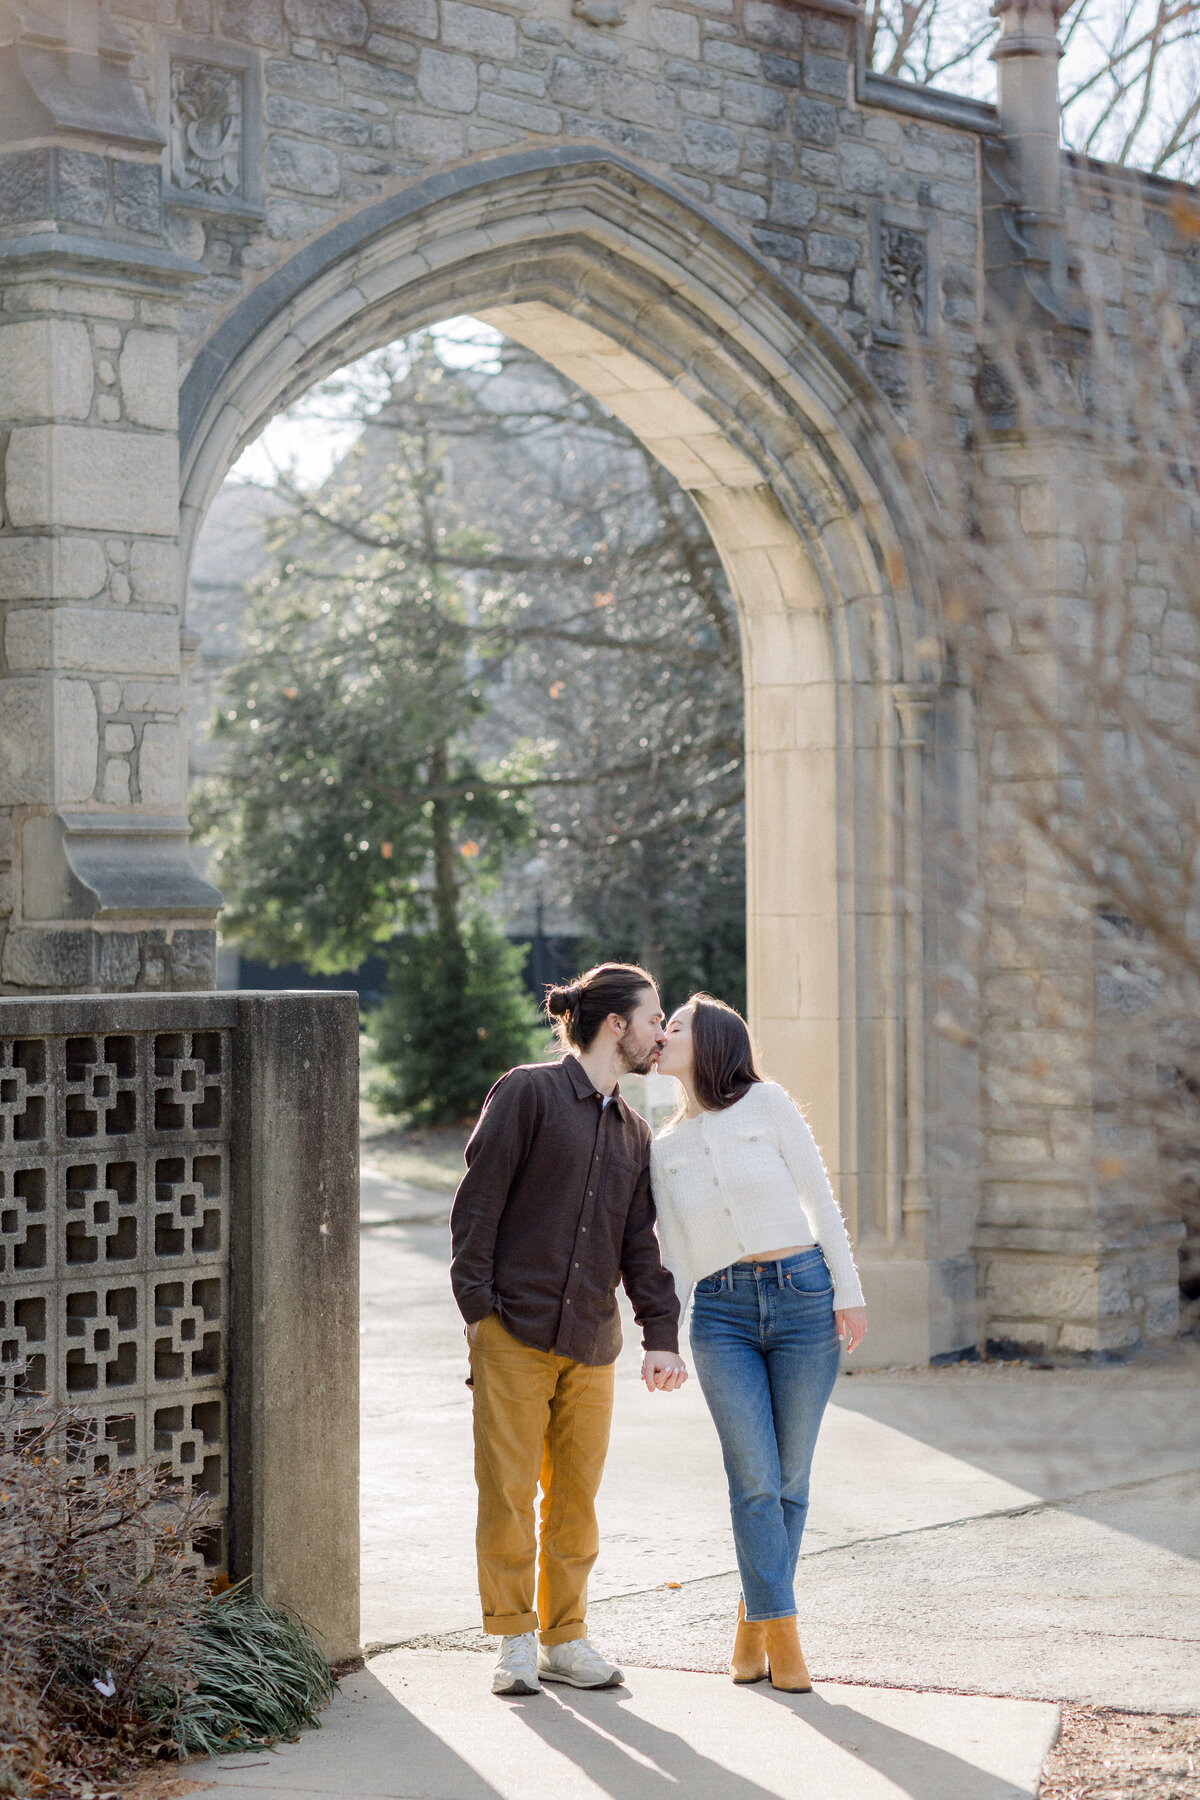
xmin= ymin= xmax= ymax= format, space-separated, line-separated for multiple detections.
xmin=776 ymin=1257 xmax=784 ymax=1289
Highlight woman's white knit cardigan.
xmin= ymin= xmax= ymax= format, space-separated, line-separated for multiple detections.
xmin=650 ymin=1080 xmax=865 ymax=1317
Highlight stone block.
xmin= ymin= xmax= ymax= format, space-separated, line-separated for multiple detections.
xmin=393 ymin=114 xmax=465 ymax=158
xmin=266 ymin=134 xmax=342 ymax=197
xmin=803 ymin=51 xmax=847 ymax=98
xmin=5 ymin=428 xmax=179 ymax=535
xmin=0 ymin=868 xmax=13 ymax=916
xmin=1141 ymin=1284 xmax=1180 ymax=1337
xmin=441 ymin=0 xmax=516 ymax=58
xmin=704 ymin=41 xmax=760 ymax=74
xmin=768 ymin=177 xmax=816 ymax=228
xmin=838 ymin=139 xmax=885 ymax=195
xmin=0 ymin=320 xmax=94 ymax=422
xmin=722 ymin=77 xmax=785 ymax=128
xmin=549 ymin=53 xmax=601 ymax=108
xmin=170 ymin=928 xmax=219 ymax=989
xmin=118 ymin=331 xmax=178 ymax=432
xmin=56 ymin=678 xmax=98 ymax=803
xmin=112 ymin=161 xmax=162 ymax=235
xmin=284 ymin=0 xmax=370 ymax=39
xmin=742 ymin=0 xmax=803 ymax=52
xmin=761 ymin=52 xmax=801 ymax=86
xmin=129 ymin=541 xmax=179 ymax=607
xmin=1056 ymin=1318 xmax=1140 ymax=1353
xmin=266 ymin=196 xmax=339 ymax=239
xmin=477 ymin=91 xmax=563 ymax=133
xmin=0 ymin=679 xmax=51 ymax=804
xmin=103 ymin=757 xmax=133 ymax=804
xmin=648 ymin=7 xmax=699 ymax=57
xmin=0 ymin=536 xmax=107 ymax=601
xmin=267 ymin=94 xmax=372 ymax=144
xmin=5 ymin=608 xmax=179 ymax=677
xmin=369 ymin=0 xmax=437 ymax=33
xmin=97 ymin=932 xmax=142 ymax=988
xmin=0 ymin=928 xmax=96 ymax=989
xmin=751 ymin=226 xmax=804 ymax=262
xmin=57 ymin=150 xmax=110 ymax=226
xmin=0 ymin=149 xmax=52 ymax=226
xmin=714 ymin=181 xmax=766 ymax=219
xmin=807 ymin=231 xmax=860 ymax=272
xmin=218 ymin=0 xmax=285 ymax=45
xmin=604 ymin=72 xmax=676 ymax=127
xmin=683 ymin=118 xmax=740 ymax=173
xmin=137 ymin=721 xmax=183 ymax=809
xmin=106 ymin=723 xmax=136 ymax=753
xmin=417 ymin=47 xmax=479 ymax=111
xmin=267 ymin=55 xmax=343 ymax=95
xmin=338 ymin=53 xmax=417 ymax=96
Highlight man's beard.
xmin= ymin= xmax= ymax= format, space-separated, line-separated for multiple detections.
xmin=617 ymin=1039 xmax=657 ymax=1077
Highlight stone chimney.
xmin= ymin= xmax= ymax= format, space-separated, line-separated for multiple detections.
xmin=990 ymin=0 xmax=1071 ymax=297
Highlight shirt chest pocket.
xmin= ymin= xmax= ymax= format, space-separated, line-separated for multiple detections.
xmin=734 ymin=1128 xmax=780 ymax=1179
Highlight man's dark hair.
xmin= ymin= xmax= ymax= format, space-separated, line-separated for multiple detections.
xmin=688 ymin=992 xmax=762 ymax=1111
xmin=545 ymin=963 xmax=657 ymax=1052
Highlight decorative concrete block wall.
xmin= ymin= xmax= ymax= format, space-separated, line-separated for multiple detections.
xmin=0 ymin=988 xmax=360 ymax=1662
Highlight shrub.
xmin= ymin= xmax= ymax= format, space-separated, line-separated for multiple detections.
xmin=0 ymin=1396 xmax=334 ymax=1794
xmin=372 ymin=916 xmax=544 ymax=1124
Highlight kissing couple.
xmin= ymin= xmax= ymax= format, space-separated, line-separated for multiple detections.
xmin=450 ymin=961 xmax=867 ymax=1699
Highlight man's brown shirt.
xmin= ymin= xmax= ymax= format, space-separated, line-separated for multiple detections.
xmin=450 ymin=1055 xmax=680 ymax=1366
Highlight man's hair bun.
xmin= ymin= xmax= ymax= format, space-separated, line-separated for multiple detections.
xmin=545 ymin=983 xmax=580 ymax=1018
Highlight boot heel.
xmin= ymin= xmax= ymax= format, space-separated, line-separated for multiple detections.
xmin=763 ymin=1617 xmax=812 ymax=1693
xmin=730 ymin=1599 xmax=768 ymax=1684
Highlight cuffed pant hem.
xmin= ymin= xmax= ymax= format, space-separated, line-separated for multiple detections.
xmin=744 ymin=1608 xmax=798 ymax=1624
xmin=538 ymin=1622 xmax=588 ymax=1647
xmin=483 ymin=1611 xmax=538 ymax=1636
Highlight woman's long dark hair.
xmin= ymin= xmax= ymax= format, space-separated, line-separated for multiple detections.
xmin=688 ymin=992 xmax=762 ymax=1111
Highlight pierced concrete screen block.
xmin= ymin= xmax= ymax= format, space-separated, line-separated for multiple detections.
xmin=0 ymin=991 xmax=360 ymax=1661
xmin=0 ymin=1019 xmax=231 ymax=1572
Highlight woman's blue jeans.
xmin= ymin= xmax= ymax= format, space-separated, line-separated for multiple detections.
xmin=689 ymin=1248 xmax=840 ymax=1622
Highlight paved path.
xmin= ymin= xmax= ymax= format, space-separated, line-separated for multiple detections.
xmin=188 ymin=1182 xmax=1200 ymax=1800
xmin=190 ymin=1652 xmax=1060 ymax=1800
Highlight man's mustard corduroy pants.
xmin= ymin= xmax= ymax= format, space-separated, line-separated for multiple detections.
xmin=469 ymin=1311 xmax=615 ymax=1646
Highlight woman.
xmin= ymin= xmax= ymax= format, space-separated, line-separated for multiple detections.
xmin=652 ymin=993 xmax=866 ymax=1693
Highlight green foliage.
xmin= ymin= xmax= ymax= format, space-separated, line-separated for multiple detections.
xmin=160 ymin=1582 xmax=334 ymax=1761
xmin=194 ymin=338 xmax=533 ymax=973
xmin=371 ymin=915 xmax=544 ymax=1124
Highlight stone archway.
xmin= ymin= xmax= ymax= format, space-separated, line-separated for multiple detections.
xmin=178 ymin=150 xmax=977 ymax=1366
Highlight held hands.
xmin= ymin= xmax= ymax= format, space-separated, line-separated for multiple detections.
xmin=835 ymin=1307 xmax=867 ymax=1354
xmin=641 ymin=1350 xmax=688 ymax=1393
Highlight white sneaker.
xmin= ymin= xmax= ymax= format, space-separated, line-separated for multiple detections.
xmin=537 ymin=1638 xmax=624 ymax=1689
xmin=491 ymin=1632 xmax=541 ymax=1696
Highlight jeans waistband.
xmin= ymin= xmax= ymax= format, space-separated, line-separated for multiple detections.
xmin=706 ymin=1247 xmax=826 ymax=1289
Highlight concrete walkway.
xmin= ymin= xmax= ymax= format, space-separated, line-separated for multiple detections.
xmin=189 ymin=1186 xmax=1200 ymax=1800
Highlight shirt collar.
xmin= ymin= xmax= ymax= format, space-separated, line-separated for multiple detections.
xmin=562 ymin=1054 xmax=626 ymax=1115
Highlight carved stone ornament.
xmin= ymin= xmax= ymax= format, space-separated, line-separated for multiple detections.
xmin=170 ymin=59 xmax=242 ymax=197
xmin=878 ymin=224 xmax=929 ymax=337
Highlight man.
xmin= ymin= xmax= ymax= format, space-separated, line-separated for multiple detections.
xmin=450 ymin=961 xmax=687 ymax=1698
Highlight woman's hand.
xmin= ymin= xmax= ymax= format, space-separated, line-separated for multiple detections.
xmin=641 ymin=1351 xmax=689 ymax=1392
xmin=835 ymin=1307 xmax=867 ymax=1354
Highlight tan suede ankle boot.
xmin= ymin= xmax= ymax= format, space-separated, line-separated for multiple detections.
xmin=729 ymin=1598 xmax=768 ymax=1684
xmin=763 ymin=1616 xmax=812 ymax=1692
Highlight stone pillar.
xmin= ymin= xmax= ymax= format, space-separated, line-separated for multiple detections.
xmin=230 ymin=992 xmax=360 ymax=1664
xmin=971 ymin=441 xmax=1186 ymax=1355
xmin=0 ymin=0 xmax=219 ymax=995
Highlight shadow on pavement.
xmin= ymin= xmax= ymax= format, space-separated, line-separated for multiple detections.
xmin=504 ymin=1681 xmax=1027 ymax=1800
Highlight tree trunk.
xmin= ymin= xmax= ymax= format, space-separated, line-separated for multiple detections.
xmin=428 ymin=741 xmax=461 ymax=947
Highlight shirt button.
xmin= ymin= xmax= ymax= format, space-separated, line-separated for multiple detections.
xmin=704 ymin=1148 xmax=711 ymax=1156
xmin=564 ymin=1297 xmax=571 ymax=1305
xmin=574 ymin=1262 xmax=579 ymax=1268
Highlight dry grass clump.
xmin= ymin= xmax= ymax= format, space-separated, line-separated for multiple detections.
xmin=0 ymin=1396 xmax=207 ymax=1797
xmin=0 ymin=1391 xmax=337 ymax=1796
